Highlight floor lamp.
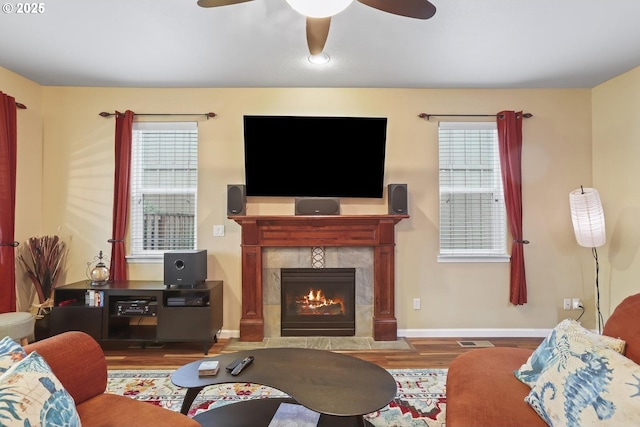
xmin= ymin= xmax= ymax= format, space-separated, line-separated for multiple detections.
xmin=569 ymin=186 xmax=606 ymax=333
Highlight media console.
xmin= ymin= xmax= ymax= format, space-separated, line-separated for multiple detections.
xmin=50 ymin=280 xmax=223 ymax=354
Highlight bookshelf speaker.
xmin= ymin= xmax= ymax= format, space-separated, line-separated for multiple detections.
xmin=227 ymin=184 xmax=246 ymax=215
xmin=388 ymin=184 xmax=408 ymax=214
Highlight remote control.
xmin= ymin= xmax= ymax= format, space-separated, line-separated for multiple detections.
xmin=230 ymin=356 xmax=254 ymax=376
xmin=225 ymin=358 xmax=243 ymax=371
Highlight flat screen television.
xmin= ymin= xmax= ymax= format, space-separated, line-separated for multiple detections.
xmin=243 ymin=115 xmax=387 ymax=198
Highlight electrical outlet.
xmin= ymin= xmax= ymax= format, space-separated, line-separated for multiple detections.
xmin=572 ymin=298 xmax=582 ymax=310
xmin=563 ymin=298 xmax=571 ymax=310
xmin=413 ymin=298 xmax=421 ymax=310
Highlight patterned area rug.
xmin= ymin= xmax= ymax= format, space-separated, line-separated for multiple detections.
xmin=107 ymin=368 xmax=447 ymax=426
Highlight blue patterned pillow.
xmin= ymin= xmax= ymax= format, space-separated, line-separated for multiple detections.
xmin=525 ymin=342 xmax=640 ymax=426
xmin=0 ymin=336 xmax=27 ymax=374
xmin=0 ymin=351 xmax=81 ymax=427
xmin=514 ymin=319 xmax=626 ymax=387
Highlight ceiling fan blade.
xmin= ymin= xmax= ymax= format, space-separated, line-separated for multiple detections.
xmin=197 ymin=0 xmax=253 ymax=8
xmin=357 ymin=0 xmax=436 ymax=19
xmin=306 ymin=17 xmax=331 ymax=55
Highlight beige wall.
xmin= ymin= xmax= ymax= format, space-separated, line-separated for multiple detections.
xmin=593 ymin=66 xmax=640 ymax=319
xmin=3 ymin=65 xmax=604 ymax=334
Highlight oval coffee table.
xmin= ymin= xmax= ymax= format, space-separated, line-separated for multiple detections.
xmin=171 ymin=347 xmax=397 ymax=426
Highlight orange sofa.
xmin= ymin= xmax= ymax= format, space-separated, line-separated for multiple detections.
xmin=445 ymin=293 xmax=640 ymax=427
xmin=24 ymin=331 xmax=199 ymax=427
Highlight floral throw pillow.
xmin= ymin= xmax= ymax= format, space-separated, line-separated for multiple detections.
xmin=514 ymin=318 xmax=626 ymax=387
xmin=0 ymin=336 xmax=27 ymax=374
xmin=0 ymin=351 xmax=81 ymax=427
xmin=525 ymin=342 xmax=640 ymax=426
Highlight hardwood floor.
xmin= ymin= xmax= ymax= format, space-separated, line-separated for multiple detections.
xmin=103 ymin=337 xmax=543 ymax=370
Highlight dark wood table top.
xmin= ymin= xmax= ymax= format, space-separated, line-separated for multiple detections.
xmin=171 ymin=347 xmax=397 ymax=417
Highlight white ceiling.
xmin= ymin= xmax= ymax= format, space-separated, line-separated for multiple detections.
xmin=2 ymin=0 xmax=640 ymax=89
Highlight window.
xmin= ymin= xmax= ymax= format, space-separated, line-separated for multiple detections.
xmin=438 ymin=122 xmax=508 ymax=262
xmin=129 ymin=122 xmax=198 ymax=258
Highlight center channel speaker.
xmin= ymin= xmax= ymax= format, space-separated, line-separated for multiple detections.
xmin=227 ymin=184 xmax=246 ymax=215
xmin=388 ymin=184 xmax=408 ymax=214
xmin=164 ymin=249 xmax=207 ymax=288
xmin=294 ymin=197 xmax=341 ymax=215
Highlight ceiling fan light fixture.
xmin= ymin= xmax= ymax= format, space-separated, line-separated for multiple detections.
xmin=308 ymin=52 xmax=330 ymax=65
xmin=286 ymin=0 xmax=353 ymax=18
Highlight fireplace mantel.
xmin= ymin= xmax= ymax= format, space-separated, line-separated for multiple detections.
xmin=229 ymin=214 xmax=409 ymax=341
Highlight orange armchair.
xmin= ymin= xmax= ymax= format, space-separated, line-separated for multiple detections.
xmin=24 ymin=331 xmax=199 ymax=427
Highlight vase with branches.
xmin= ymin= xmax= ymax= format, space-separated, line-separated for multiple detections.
xmin=17 ymin=235 xmax=67 ymax=318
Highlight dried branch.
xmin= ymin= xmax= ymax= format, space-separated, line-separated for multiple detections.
xmin=17 ymin=235 xmax=67 ymax=304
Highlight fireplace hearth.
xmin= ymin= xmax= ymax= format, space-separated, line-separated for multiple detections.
xmin=281 ymin=268 xmax=356 ymax=336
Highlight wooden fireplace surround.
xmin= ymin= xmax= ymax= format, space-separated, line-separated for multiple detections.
xmin=229 ymin=214 xmax=409 ymax=341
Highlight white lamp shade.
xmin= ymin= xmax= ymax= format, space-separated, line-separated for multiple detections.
xmin=285 ymin=0 xmax=353 ymax=18
xmin=569 ymin=187 xmax=606 ymax=248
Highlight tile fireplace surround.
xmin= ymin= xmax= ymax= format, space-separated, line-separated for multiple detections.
xmin=264 ymin=247 xmax=369 ymax=338
xmin=229 ymin=214 xmax=409 ymax=342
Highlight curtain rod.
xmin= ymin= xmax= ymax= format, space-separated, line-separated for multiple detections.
xmin=99 ymin=111 xmax=216 ymax=119
xmin=418 ymin=112 xmax=533 ymax=120
xmin=16 ymin=102 xmax=26 ymax=110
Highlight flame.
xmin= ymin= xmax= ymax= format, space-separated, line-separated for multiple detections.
xmin=307 ymin=289 xmax=325 ymax=302
xmin=295 ymin=288 xmax=343 ymax=313
xmin=304 ymin=289 xmax=334 ymax=306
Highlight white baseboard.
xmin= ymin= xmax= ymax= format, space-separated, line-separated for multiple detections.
xmin=398 ymin=328 xmax=551 ymax=338
xmin=219 ymin=329 xmax=239 ymax=339
xmin=220 ymin=328 xmax=551 ymax=340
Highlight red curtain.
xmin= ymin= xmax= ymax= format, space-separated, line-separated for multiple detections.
xmin=109 ymin=110 xmax=134 ymax=281
xmin=0 ymin=92 xmax=18 ymax=313
xmin=497 ymin=110 xmax=527 ymax=305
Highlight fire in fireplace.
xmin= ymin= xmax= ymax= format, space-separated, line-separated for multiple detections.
xmin=294 ymin=288 xmax=344 ymax=315
xmin=281 ymin=268 xmax=356 ymax=336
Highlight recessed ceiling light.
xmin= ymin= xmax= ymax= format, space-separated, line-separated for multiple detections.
xmin=308 ymin=53 xmax=330 ymax=65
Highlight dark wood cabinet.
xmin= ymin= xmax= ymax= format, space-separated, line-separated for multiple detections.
xmin=51 ymin=280 xmax=223 ymax=354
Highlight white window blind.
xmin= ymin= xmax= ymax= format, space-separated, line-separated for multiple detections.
xmin=438 ymin=122 xmax=508 ymax=262
xmin=130 ymin=122 xmax=198 ymax=257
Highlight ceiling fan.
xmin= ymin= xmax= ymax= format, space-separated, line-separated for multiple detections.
xmin=197 ymin=0 xmax=436 ymax=56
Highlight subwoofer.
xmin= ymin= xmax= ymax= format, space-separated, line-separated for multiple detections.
xmin=227 ymin=184 xmax=246 ymax=215
xmin=294 ymin=198 xmax=341 ymax=215
xmin=388 ymin=184 xmax=408 ymax=214
xmin=164 ymin=249 xmax=207 ymax=288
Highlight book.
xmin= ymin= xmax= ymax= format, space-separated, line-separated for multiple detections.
xmin=197 ymin=360 xmax=219 ymax=376
xmin=267 ymin=403 xmax=320 ymax=427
